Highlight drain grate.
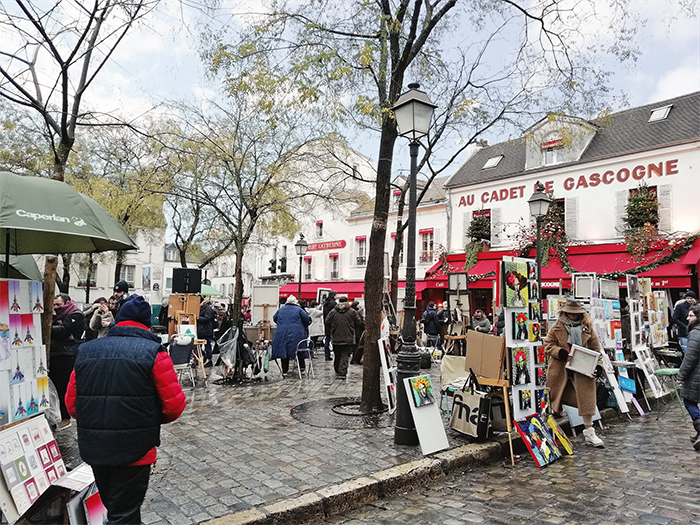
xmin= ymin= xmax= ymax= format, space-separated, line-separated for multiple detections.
xmin=290 ymin=397 xmax=393 ymax=429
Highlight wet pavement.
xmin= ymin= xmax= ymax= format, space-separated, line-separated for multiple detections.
xmin=56 ymin=357 xmax=446 ymax=524
xmin=320 ymin=401 xmax=700 ymax=525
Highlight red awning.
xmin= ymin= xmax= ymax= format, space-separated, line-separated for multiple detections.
xmin=679 ymin=238 xmax=700 ymax=265
xmin=278 ymin=279 xmax=435 ymax=301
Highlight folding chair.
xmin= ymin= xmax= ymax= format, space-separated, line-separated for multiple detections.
xmin=294 ymin=338 xmax=315 ymax=379
xmin=654 ymin=368 xmax=688 ymax=422
xmin=169 ymin=339 xmax=195 ymax=388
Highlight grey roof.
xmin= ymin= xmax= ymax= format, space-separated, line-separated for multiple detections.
xmin=446 ymin=91 xmax=700 ymax=188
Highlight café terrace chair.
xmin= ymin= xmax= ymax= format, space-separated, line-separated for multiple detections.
xmin=294 ymin=338 xmax=315 ymax=379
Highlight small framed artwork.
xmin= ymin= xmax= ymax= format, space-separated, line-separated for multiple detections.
xmin=519 ymin=389 xmax=532 ymax=411
xmin=529 ymin=302 xmax=541 ymax=322
xmin=536 ymin=366 xmax=547 ymax=386
xmin=528 ymin=322 xmax=542 ymax=342
xmin=316 ymin=288 xmax=332 ymax=306
xmin=409 ymin=375 xmax=436 ymax=407
xmin=566 ymin=344 xmax=599 ymax=377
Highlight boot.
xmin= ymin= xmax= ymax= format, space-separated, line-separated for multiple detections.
xmin=693 ymin=420 xmax=700 ymax=451
xmin=583 ymin=426 xmax=604 ymax=448
xmin=690 ymin=418 xmax=700 ymax=443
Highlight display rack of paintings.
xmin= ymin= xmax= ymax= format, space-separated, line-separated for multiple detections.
xmin=502 ymin=257 xmax=546 ymax=421
xmin=646 ymin=291 xmax=668 ymax=348
xmin=0 ymin=414 xmax=65 ymax=520
xmin=0 ymin=280 xmax=48 ymax=431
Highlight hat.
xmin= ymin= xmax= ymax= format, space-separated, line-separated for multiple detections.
xmin=93 ymin=297 xmax=107 ymax=304
xmin=115 ymin=295 xmax=152 ymax=327
xmin=560 ymin=299 xmax=586 ymax=314
xmin=285 ymin=295 xmax=299 ymax=305
xmin=338 ymin=295 xmax=349 ymax=303
xmin=686 ymin=291 xmax=697 ymax=299
xmin=113 ymin=280 xmax=129 ymax=294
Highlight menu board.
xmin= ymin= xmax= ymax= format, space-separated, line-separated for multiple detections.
xmin=0 ymin=280 xmax=48 ymax=429
xmin=0 ymin=414 xmax=65 ymax=519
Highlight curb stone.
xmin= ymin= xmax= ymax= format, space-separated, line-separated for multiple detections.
xmin=200 ymin=405 xmax=648 ymax=525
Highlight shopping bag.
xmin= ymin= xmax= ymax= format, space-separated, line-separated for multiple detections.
xmin=449 ymin=370 xmax=492 ymax=439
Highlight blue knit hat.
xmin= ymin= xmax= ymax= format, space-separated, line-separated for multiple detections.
xmin=113 ymin=280 xmax=129 ymax=294
xmin=115 ymin=295 xmax=152 ymax=327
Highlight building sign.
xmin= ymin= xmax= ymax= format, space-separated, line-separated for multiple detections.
xmin=456 ymin=158 xmax=679 ymax=207
xmin=307 ymin=240 xmax=347 ymax=251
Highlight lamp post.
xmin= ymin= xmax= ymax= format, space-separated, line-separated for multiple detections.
xmin=392 ymin=83 xmax=437 ymax=446
xmin=294 ymin=233 xmax=308 ymax=301
xmin=527 ymin=181 xmax=552 ymax=303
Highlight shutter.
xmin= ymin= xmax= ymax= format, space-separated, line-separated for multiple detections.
xmin=615 ymin=190 xmax=627 ymax=235
xmin=463 ymin=213 xmax=471 ymax=246
xmin=433 ymin=228 xmax=441 ymax=257
xmin=490 ymin=208 xmax=501 ymax=247
xmin=338 ymin=254 xmax=344 ymax=279
xmin=565 ymin=197 xmax=578 ymax=239
xmin=349 ymin=244 xmax=354 ymax=267
xmin=658 ymin=184 xmax=672 ymax=232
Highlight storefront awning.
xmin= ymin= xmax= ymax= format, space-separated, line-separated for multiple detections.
xmin=279 ymin=279 xmax=436 ymax=302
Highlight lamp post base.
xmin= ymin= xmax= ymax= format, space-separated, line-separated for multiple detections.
xmin=393 ymin=339 xmax=421 ymax=446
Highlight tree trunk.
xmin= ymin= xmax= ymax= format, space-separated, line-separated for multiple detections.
xmin=56 ymin=254 xmax=71 ymax=294
xmin=232 ymin=247 xmax=244 ymax=328
xmin=179 ymin=250 xmax=188 ymax=268
xmin=84 ymin=253 xmax=93 ymax=303
xmin=42 ymin=256 xmax=58 ymax=365
xmin=114 ymin=251 xmax=125 ymax=285
xmin=360 ymin=124 xmax=397 ymax=414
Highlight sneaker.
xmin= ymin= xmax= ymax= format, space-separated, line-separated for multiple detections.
xmin=336 ymin=374 xmax=346 ymax=379
xmin=58 ymin=419 xmax=71 ymax=430
xmin=582 ymin=427 xmax=604 ymax=448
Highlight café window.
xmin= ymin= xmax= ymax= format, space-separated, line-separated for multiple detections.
xmin=356 ymin=236 xmax=367 ymax=266
xmin=304 ymin=258 xmax=312 ymax=280
xmin=419 ymin=229 xmax=434 ymax=263
xmin=330 ymin=254 xmax=339 ymax=279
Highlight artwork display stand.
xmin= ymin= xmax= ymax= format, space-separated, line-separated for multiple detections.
xmin=403 ymin=376 xmax=449 ymax=455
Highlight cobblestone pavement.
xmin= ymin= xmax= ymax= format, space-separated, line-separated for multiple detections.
xmin=56 ymin=357 xmax=454 ymax=525
xmin=322 ymin=401 xmax=700 ymax=525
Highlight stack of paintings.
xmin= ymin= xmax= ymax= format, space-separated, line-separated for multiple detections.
xmin=514 ymin=413 xmax=574 ymax=468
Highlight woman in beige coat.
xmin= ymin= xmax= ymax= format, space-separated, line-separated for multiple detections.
xmin=543 ymin=299 xmax=604 ymax=448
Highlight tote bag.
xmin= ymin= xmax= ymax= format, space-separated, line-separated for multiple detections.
xmin=449 ymin=371 xmax=492 ymax=439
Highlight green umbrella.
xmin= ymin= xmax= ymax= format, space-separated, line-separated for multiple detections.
xmin=199 ymin=283 xmax=223 ymax=296
xmin=0 ymin=171 xmax=137 ymax=256
xmin=0 ymin=255 xmax=42 ymax=281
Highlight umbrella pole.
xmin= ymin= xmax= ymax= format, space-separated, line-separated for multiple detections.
xmin=3 ymin=230 xmax=8 ymax=279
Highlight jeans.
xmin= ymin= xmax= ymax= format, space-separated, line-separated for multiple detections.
xmin=685 ymin=399 xmax=700 ymax=421
xmin=680 ymin=337 xmax=688 ymax=353
xmin=91 ymin=464 xmax=151 ymax=524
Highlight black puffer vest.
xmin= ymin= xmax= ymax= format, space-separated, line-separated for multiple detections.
xmin=74 ymin=325 xmax=162 ymax=466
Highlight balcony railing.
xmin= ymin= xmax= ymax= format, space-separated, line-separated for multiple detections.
xmin=356 ymin=256 xmax=366 ymax=266
xmin=304 ymin=273 xmax=312 ymax=280
xmin=330 ymin=271 xmax=339 ymax=280
xmin=419 ymin=252 xmax=434 ymax=263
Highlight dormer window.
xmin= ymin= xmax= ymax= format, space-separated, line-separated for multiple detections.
xmin=541 ymin=135 xmax=563 ymax=166
xmin=648 ymin=104 xmax=672 ymax=122
xmin=482 ymin=155 xmax=503 ymax=170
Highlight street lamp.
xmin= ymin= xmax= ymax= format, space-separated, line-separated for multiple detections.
xmin=527 ymin=181 xmax=552 ymax=303
xmin=392 ymin=83 xmax=437 ymax=446
xmin=294 ymin=233 xmax=308 ymax=301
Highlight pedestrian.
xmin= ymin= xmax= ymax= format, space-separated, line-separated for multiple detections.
xmin=350 ymin=300 xmax=365 ymax=365
xmin=672 ymin=291 xmax=697 ymax=352
xmin=271 ymin=295 xmax=311 ymax=377
xmin=677 ymin=304 xmax=700 ymax=450
xmin=322 ymin=291 xmax=337 ymax=361
xmin=495 ymin=309 xmax=506 ymax=336
xmin=112 ymin=279 xmax=129 ymax=314
xmin=49 ymin=293 xmax=85 ymax=429
xmin=306 ymin=300 xmax=325 ymax=356
xmin=158 ymin=297 xmax=170 ymax=329
xmin=65 ymin=295 xmax=185 ymax=524
xmin=421 ymin=302 xmax=445 ymax=349
xmin=326 ymin=295 xmax=362 ymax=379
xmin=89 ymin=296 xmax=114 ymax=339
xmin=543 ymin=299 xmax=605 ymax=448
xmin=197 ymin=296 xmax=216 ymax=366
xmin=82 ymin=297 xmax=107 ymax=341
xmin=471 ymin=309 xmax=492 ymax=333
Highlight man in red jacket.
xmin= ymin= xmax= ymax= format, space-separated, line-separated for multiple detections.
xmin=66 ymin=295 xmax=186 ymax=524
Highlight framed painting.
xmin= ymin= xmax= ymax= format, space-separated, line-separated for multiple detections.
xmin=514 ymin=414 xmax=562 ymax=468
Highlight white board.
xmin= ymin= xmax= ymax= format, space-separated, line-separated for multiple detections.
xmin=563 ymin=404 xmax=601 ymax=427
xmin=600 ymin=352 xmax=629 ymax=414
xmin=403 ymin=377 xmax=449 ymax=456
xmin=251 ymin=285 xmax=279 ymax=325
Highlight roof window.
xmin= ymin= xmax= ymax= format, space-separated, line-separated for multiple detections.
xmin=648 ymin=104 xmax=672 ymax=122
xmin=482 ymin=155 xmax=503 ymax=170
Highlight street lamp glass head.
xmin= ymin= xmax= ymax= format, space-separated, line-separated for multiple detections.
xmin=294 ymin=233 xmax=308 ymax=256
xmin=392 ymin=84 xmax=437 ymax=141
xmin=527 ymin=183 xmax=552 ymax=218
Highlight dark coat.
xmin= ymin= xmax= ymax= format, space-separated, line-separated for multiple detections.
xmin=326 ymin=302 xmax=362 ymax=346
xmin=322 ymin=297 xmax=337 ymax=335
xmin=70 ymin=325 xmax=184 ymax=466
xmin=679 ymin=324 xmax=700 ymax=403
xmin=421 ymin=307 xmax=444 ymax=336
xmin=51 ymin=310 xmax=85 ymax=356
xmin=272 ymin=304 xmax=311 ymax=359
xmin=672 ymin=301 xmax=691 ymax=338
xmin=197 ymin=303 xmax=216 ymax=340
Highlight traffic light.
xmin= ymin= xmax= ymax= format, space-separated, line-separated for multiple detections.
xmin=278 ymin=256 xmax=287 ymax=273
xmin=268 ymin=259 xmax=276 ymax=274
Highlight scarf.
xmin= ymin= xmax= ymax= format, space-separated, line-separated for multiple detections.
xmin=53 ymin=300 xmax=78 ymax=324
xmin=560 ymin=315 xmax=583 ymax=348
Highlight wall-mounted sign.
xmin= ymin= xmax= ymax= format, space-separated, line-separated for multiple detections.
xmin=307 ymin=240 xmax=347 ymax=251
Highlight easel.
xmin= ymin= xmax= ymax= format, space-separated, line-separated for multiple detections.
xmin=167 ymin=294 xmax=206 ymax=380
xmin=255 ymin=303 xmax=275 ymax=341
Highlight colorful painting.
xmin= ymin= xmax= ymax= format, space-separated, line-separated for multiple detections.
xmin=30 ymin=282 xmax=43 ymax=313
xmin=8 ymin=281 xmax=23 ymax=314
xmin=536 ymin=345 xmax=546 ymax=364
xmin=504 ymin=262 xmax=528 ymax=307
xmin=519 ymin=389 xmax=532 ymax=411
xmin=536 ymin=366 xmax=547 ymax=386
xmin=512 ymin=312 xmax=528 ymax=340
xmin=409 ymin=375 xmax=436 ymax=407
xmin=529 ymin=301 xmax=541 ymax=322
xmin=511 ymin=347 xmax=531 ymax=385
xmin=546 ymin=414 xmax=574 ymax=455
xmin=535 ymin=388 xmax=551 ymax=416
xmin=529 ymin=281 xmax=539 ymax=302
xmin=514 ymin=414 xmax=563 ymax=468
xmin=528 ymin=322 xmax=542 ymax=342
xmin=527 ymin=261 xmax=538 ymax=280
xmin=20 ymin=315 xmax=35 ymax=347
